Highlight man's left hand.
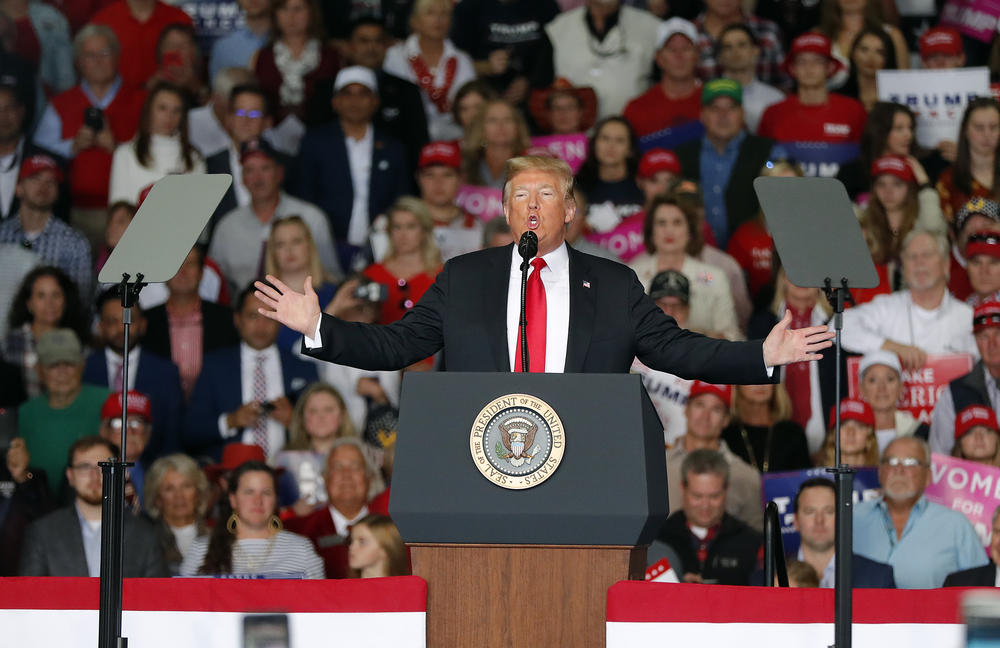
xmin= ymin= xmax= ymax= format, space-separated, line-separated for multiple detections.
xmin=762 ymin=310 xmax=835 ymax=367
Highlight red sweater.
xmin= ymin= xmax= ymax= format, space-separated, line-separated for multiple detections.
xmin=757 ymin=93 xmax=867 ymax=143
xmin=92 ymin=1 xmax=193 ymax=89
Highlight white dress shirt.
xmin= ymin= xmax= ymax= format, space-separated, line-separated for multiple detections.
xmin=330 ymin=504 xmax=368 ymax=537
xmin=345 ymin=125 xmax=373 ymax=247
xmin=216 ymin=343 xmax=287 ymax=459
xmin=505 ymin=243 xmax=570 ymax=373
xmin=104 ymin=346 xmax=140 ymax=391
xmin=227 ymin=145 xmax=250 ymax=207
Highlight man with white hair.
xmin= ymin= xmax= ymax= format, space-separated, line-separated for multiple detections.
xmin=839 ymin=230 xmax=977 ymax=369
xmin=854 ymin=436 xmax=987 ymax=588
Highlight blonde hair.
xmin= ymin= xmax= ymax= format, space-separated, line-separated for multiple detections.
xmin=501 ymin=155 xmax=576 ymax=206
xmin=771 ymin=268 xmax=833 ymax=318
xmin=821 ymin=421 xmax=879 ymax=467
xmin=145 ymin=453 xmax=211 ymax=520
xmin=386 ymin=196 xmax=442 ymax=274
xmin=264 ymin=216 xmax=332 ymax=288
xmin=409 ymin=0 xmax=451 ymax=31
xmin=732 ymin=383 xmax=794 ymax=423
xmin=285 ymin=382 xmax=356 ymax=450
xmin=462 ymin=100 xmax=532 ymax=185
xmin=349 ymin=514 xmax=410 ymax=577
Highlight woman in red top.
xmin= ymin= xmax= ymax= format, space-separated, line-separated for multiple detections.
xmin=937 ymin=98 xmax=1000 ymax=224
xmin=252 ymin=0 xmax=339 ymax=125
xmin=363 ymin=197 xmax=442 ymax=325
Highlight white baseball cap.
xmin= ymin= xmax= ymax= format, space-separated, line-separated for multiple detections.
xmin=334 ymin=66 xmax=378 ymax=94
xmin=656 ymin=18 xmax=698 ymax=50
xmin=858 ymin=350 xmax=902 ymax=379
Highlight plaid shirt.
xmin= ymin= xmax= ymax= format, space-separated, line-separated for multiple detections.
xmin=0 ymin=215 xmax=91 ymax=296
xmin=694 ymin=13 xmax=789 ymax=89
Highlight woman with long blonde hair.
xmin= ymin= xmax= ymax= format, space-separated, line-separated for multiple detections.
xmin=348 ymin=514 xmax=410 ymax=578
xmin=460 ymin=98 xmax=532 ymax=189
xmin=820 ymin=399 xmax=880 ymax=467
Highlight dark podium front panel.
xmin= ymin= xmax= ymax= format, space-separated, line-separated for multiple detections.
xmin=389 ymin=372 xmax=667 ymax=546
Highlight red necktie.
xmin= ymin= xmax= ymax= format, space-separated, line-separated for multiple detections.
xmin=514 ymin=258 xmax=547 ymax=373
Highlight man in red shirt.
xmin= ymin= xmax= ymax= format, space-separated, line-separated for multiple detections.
xmin=91 ymin=0 xmax=193 ymax=90
xmin=757 ymin=34 xmax=866 ymax=176
xmin=623 ymin=18 xmax=702 ymax=138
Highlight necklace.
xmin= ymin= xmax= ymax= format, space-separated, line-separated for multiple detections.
xmin=234 ymin=533 xmax=278 ymax=573
xmin=740 ymin=424 xmax=773 ymax=473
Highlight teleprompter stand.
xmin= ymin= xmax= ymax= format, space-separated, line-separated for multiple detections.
xmin=755 ymin=177 xmax=879 ymax=648
xmin=96 ymin=174 xmax=230 ymax=648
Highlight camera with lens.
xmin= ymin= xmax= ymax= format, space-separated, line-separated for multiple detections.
xmin=353 ymin=278 xmax=388 ymax=303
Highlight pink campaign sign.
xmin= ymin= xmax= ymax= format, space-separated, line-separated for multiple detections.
xmin=846 ymin=353 xmax=974 ymax=423
xmin=529 ymin=133 xmax=589 ymax=173
xmin=941 ymin=0 xmax=1000 ymax=42
xmin=926 ymin=453 xmax=1000 ymax=547
xmin=584 ymin=211 xmax=646 ymax=262
xmin=455 ymin=185 xmax=504 ymax=222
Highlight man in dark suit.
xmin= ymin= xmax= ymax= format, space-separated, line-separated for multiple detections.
xmin=143 ymin=246 xmax=240 ymax=397
xmin=290 ymin=66 xmax=410 ymax=271
xmin=793 ymin=477 xmax=896 ymax=588
xmin=257 ymin=155 xmax=831 ymax=379
xmin=675 ymin=78 xmax=774 ymax=249
xmin=19 ymin=436 xmax=167 ymax=577
xmin=945 ymin=504 xmax=1000 ymax=587
xmin=185 ymin=284 xmax=318 ymax=461
xmin=83 ymin=289 xmax=184 ymax=463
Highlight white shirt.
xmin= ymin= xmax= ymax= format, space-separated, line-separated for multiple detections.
xmin=227 ymin=145 xmax=250 ymax=207
xmin=216 ymin=343 xmax=286 ymax=459
xmin=505 ymin=243 xmax=570 ymax=373
xmin=187 ymin=104 xmax=230 ymax=158
xmin=330 ymin=504 xmax=368 ymax=537
xmin=0 ymin=139 xmax=23 ymax=217
xmin=742 ymin=79 xmax=785 ymax=135
xmin=345 ymin=125 xmax=373 ymax=247
xmin=104 ymin=346 xmax=140 ymax=391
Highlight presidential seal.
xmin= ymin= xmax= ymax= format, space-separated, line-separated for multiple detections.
xmin=469 ymin=394 xmax=565 ymax=490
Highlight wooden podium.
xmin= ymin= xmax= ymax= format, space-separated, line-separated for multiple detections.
xmin=391 ymin=373 xmax=667 ymax=648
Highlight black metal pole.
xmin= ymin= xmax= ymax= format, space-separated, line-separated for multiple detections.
xmin=98 ymin=275 xmax=142 ymax=648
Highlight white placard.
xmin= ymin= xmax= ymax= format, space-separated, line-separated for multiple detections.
xmin=877 ymin=67 xmax=990 ymax=148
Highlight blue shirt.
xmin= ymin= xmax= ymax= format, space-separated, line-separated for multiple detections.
xmin=699 ymin=130 xmax=747 ymax=250
xmin=34 ymin=77 xmax=123 ymax=159
xmin=75 ymin=503 xmax=102 ymax=577
xmin=853 ymin=495 xmax=987 ymax=589
xmin=209 ymin=26 xmax=268 ymax=84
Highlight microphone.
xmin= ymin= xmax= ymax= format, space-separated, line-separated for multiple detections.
xmin=517 ymin=231 xmax=537 ymax=372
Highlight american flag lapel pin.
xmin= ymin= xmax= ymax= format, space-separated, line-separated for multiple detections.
xmin=583 ymin=280 xmax=591 ymax=289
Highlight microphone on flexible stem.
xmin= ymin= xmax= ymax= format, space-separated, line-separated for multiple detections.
xmin=517 ymin=231 xmax=538 ymax=373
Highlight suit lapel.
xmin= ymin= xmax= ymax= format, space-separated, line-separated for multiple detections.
xmin=63 ymin=509 xmax=90 ymax=577
xmin=485 ymin=245 xmax=513 ymax=371
xmin=564 ymin=245 xmax=595 ymax=373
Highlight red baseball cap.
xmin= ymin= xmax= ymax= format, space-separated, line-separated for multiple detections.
xmin=100 ymin=390 xmax=153 ymax=422
xmin=418 ymin=140 xmax=461 ymax=170
xmin=870 ymin=155 xmax=915 ymax=184
xmin=955 ymin=404 xmax=999 ymax=439
xmin=204 ymin=442 xmax=284 ymax=481
xmin=919 ymin=27 xmax=963 ymax=59
xmin=638 ymin=148 xmax=681 ymax=179
xmin=966 ymin=231 xmax=1000 ymax=259
xmin=974 ymin=301 xmax=1000 ymax=333
xmin=688 ymin=381 xmax=732 ymax=407
xmin=18 ymin=154 xmax=64 ymax=183
xmin=782 ymin=33 xmax=844 ymax=79
xmin=830 ymin=398 xmax=874 ymax=427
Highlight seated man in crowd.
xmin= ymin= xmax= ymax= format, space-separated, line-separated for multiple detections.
xmin=185 ymin=285 xmax=317 ymax=461
xmin=286 ymin=437 xmax=389 ymax=579
xmin=143 ymin=246 xmax=240 ymax=398
xmin=692 ymin=0 xmax=785 ymax=89
xmin=948 ymin=199 xmax=1000 ymax=302
xmin=919 ymin=27 xmax=965 ymax=70
xmin=83 ymin=288 xmax=184 ymax=462
xmin=841 ymin=231 xmax=976 ymax=369
xmin=291 ymin=66 xmax=409 ymax=271
xmin=98 ymin=390 xmax=154 ymax=511
xmin=964 ymin=231 xmax=1000 ymax=306
xmin=657 ymin=449 xmax=762 ymax=585
xmin=854 ymin=437 xmax=987 ymax=588
xmin=19 ymin=435 xmax=167 ymax=577
xmin=931 ymin=302 xmax=1000 ymax=455
xmin=188 ymin=67 xmax=256 ymax=159
xmin=18 ymin=329 xmax=109 ymax=497
xmin=0 ymin=154 xmax=90 ymax=297
xmin=793 ymin=478 xmax=895 ymax=588
xmin=208 ymin=137 xmax=341 ymax=296
xmin=623 ymin=18 xmax=703 ymax=139
xmin=416 ymin=141 xmax=482 ymax=262
xmin=666 ymin=381 xmax=762 ymax=531
xmin=945 ymin=503 xmax=1000 ymax=586
xmin=715 ymin=24 xmax=784 ymax=134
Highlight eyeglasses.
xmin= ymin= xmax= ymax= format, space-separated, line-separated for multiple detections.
xmin=880 ymin=456 xmax=928 ymax=468
xmin=107 ymin=418 xmax=146 ymax=432
xmin=70 ymin=463 xmax=102 ymax=475
xmin=80 ymin=49 xmax=113 ymax=60
xmin=234 ymin=109 xmax=263 ymax=119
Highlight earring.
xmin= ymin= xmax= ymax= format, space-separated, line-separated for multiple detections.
xmin=268 ymin=514 xmax=283 ymax=533
xmin=226 ymin=512 xmax=239 ymax=534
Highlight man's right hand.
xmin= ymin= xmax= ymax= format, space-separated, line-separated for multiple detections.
xmin=226 ymin=402 xmax=260 ymax=429
xmin=255 ymin=275 xmax=322 ymax=336
xmin=881 ymin=340 xmax=925 ymax=371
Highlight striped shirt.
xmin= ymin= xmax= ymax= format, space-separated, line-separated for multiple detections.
xmin=179 ymin=530 xmax=326 ymax=579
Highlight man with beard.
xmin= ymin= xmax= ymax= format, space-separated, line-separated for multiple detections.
xmin=19 ymin=435 xmax=166 ymax=576
xmin=793 ymin=478 xmax=895 ymax=588
xmin=853 ymin=437 xmax=986 ymax=588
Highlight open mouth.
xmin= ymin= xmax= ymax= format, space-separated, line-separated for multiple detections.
xmin=527 ymin=214 xmax=539 ymax=230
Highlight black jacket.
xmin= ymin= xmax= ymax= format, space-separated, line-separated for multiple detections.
xmin=658 ymin=510 xmax=762 ymax=585
xmin=944 ymin=562 xmax=996 ymax=587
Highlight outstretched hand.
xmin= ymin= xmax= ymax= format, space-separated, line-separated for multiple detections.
xmin=762 ymin=310 xmax=835 ymax=368
xmin=254 ymin=275 xmax=322 ymax=336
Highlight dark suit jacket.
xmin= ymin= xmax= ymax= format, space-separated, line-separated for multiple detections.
xmin=290 ymin=120 xmax=410 ymax=245
xmin=853 ymin=553 xmax=897 ymax=588
xmin=944 ymin=561 xmax=996 ymax=587
xmin=676 ymin=132 xmax=775 ymax=238
xmin=184 ymin=345 xmax=318 ymax=459
xmin=205 ymin=148 xmax=237 ymax=239
xmin=143 ymin=299 xmax=240 ymax=362
xmin=19 ymin=505 xmax=167 ymax=577
xmin=305 ymin=243 xmax=773 ymax=383
xmin=82 ymin=347 xmax=185 ymax=461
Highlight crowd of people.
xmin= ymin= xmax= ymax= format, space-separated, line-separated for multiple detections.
xmin=2 ymin=0 xmax=1000 ymax=589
